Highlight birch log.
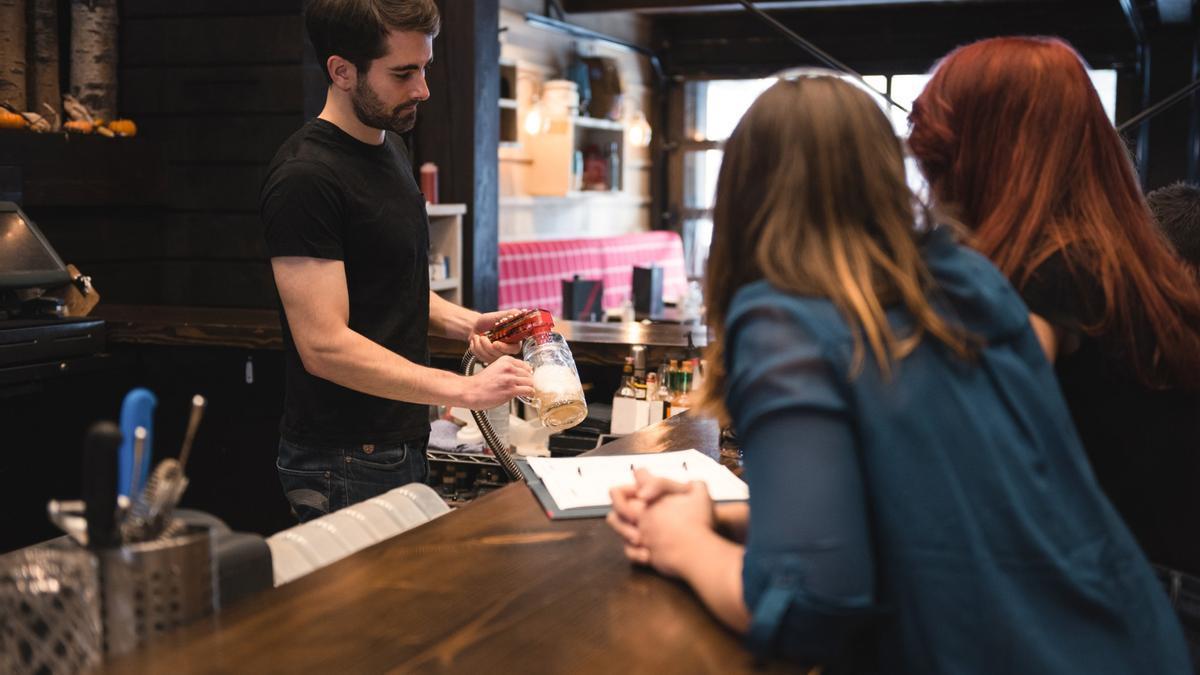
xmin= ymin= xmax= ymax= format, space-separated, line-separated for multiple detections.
xmin=70 ymin=0 xmax=117 ymax=120
xmin=0 ymin=0 xmax=26 ymax=109
xmin=29 ymin=0 xmax=60 ymax=122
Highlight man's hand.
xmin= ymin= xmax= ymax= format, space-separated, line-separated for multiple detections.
xmin=469 ymin=309 xmax=530 ymax=363
xmin=465 ymin=355 xmax=535 ymax=409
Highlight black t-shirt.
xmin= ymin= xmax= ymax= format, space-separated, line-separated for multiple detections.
xmin=1022 ymin=251 xmax=1200 ymax=575
xmin=261 ymin=119 xmax=431 ymax=447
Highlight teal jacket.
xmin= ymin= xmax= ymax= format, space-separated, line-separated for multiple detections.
xmin=727 ymin=227 xmax=1190 ymax=673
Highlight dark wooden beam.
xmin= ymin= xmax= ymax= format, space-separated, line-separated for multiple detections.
xmin=1138 ymin=24 xmax=1199 ymax=188
xmin=1117 ymin=0 xmax=1148 ymax=44
xmin=563 ymin=0 xmax=1030 ymax=12
xmin=412 ymin=0 xmax=500 ymax=312
xmin=653 ymin=0 xmax=1137 ymax=78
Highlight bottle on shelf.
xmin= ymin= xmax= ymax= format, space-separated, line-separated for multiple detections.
xmin=420 ymin=162 xmax=439 ymax=204
xmin=572 ymin=150 xmax=585 ymax=192
xmin=645 ymin=372 xmax=665 ymax=425
xmin=611 ymin=356 xmax=640 ymax=435
xmin=617 ymin=356 xmax=636 ymax=399
xmin=608 ymin=141 xmax=621 ymax=191
xmin=631 ymin=345 xmax=647 ymax=400
xmin=669 ymin=361 xmax=693 ymax=417
xmin=654 ymin=365 xmax=673 ymax=419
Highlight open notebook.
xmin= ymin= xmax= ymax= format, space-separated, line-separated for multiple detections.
xmin=518 ymin=449 xmax=749 ymax=520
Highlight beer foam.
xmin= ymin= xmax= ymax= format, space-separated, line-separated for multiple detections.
xmin=532 ymin=364 xmax=582 ymax=395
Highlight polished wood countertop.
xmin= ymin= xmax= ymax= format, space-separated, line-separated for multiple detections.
xmin=92 ymin=304 xmax=710 ymax=366
xmin=101 ymin=414 xmax=798 ymax=674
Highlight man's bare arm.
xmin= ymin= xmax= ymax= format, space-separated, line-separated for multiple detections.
xmin=428 ymin=290 xmax=478 ymax=340
xmin=272 ymin=256 xmax=532 ymax=409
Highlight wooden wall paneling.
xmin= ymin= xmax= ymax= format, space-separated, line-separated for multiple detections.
xmin=158 ymin=261 xmax=277 ymax=308
xmin=143 ymin=115 xmax=301 ymax=164
xmin=163 ymin=164 xmax=266 ymax=212
xmin=162 ymin=213 xmax=269 ymax=260
xmin=121 ymin=0 xmax=302 ymax=19
xmin=107 ymin=0 xmax=307 ymax=309
xmin=120 ymin=65 xmax=305 ymax=116
xmin=23 ymin=206 xmax=167 ymax=262
xmin=122 ymin=15 xmax=304 ymax=66
xmin=0 ymin=134 xmax=166 ymax=208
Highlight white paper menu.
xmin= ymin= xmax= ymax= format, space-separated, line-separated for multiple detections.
xmin=525 ymin=449 xmax=749 ymax=512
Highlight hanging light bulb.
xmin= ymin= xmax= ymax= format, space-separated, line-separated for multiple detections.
xmin=524 ymin=96 xmax=546 ymax=136
xmin=628 ymin=109 xmax=653 ymax=148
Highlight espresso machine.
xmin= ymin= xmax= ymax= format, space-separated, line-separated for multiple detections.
xmin=460 ymin=309 xmax=587 ymax=480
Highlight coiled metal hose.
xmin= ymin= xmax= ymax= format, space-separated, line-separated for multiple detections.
xmin=460 ymin=350 xmax=524 ymax=482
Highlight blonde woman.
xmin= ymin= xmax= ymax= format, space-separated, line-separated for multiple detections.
xmin=607 ymin=72 xmax=1189 ymax=673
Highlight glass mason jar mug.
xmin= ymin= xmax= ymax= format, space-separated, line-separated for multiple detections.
xmin=520 ymin=332 xmax=588 ymax=430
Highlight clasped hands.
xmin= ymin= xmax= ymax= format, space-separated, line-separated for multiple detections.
xmin=607 ymin=468 xmax=717 ymax=578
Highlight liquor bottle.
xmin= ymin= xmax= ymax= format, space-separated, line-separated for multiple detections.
xmin=645 ymin=372 xmax=665 ymax=424
xmin=654 ymin=367 xmax=673 ymax=419
xmin=611 ymin=356 xmax=639 ymax=434
xmin=608 ymin=142 xmax=621 ymax=191
xmin=631 ymin=345 xmax=647 ymax=400
xmin=617 ymin=356 xmax=636 ymax=398
xmin=670 ymin=361 xmax=693 ymax=417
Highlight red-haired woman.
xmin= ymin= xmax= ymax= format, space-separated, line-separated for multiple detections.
xmin=909 ymin=35 xmax=1200 ymax=652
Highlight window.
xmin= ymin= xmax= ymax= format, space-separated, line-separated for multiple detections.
xmin=680 ymin=69 xmax=1119 ymax=278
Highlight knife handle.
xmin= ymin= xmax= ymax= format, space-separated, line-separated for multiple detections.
xmin=83 ymin=421 xmax=122 ymax=549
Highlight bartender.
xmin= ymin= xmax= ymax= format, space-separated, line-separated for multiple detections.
xmin=260 ymin=0 xmax=534 ymax=521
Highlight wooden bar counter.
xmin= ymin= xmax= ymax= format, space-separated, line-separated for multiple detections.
xmin=92 ymin=304 xmax=710 ymax=366
xmin=101 ymin=414 xmax=798 ymax=674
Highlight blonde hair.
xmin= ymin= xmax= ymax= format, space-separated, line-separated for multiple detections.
xmin=696 ymin=75 xmax=977 ymax=425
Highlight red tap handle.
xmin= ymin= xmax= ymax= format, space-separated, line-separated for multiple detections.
xmin=485 ymin=309 xmax=555 ymax=344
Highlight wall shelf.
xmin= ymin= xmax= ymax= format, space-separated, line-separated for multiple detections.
xmin=572 ymin=116 xmax=624 ymax=132
xmin=500 ymin=192 xmax=651 ymax=208
xmin=427 ymin=204 xmax=465 ymax=305
xmin=427 ymin=203 xmax=467 ymax=217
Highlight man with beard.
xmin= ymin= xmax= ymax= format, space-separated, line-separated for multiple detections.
xmin=261 ymin=0 xmax=534 ymax=521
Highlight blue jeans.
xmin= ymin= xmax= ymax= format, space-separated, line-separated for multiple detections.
xmin=276 ymin=435 xmax=430 ymax=523
xmin=1156 ymin=565 xmax=1200 ymax=674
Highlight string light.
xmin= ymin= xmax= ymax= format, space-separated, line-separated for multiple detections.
xmin=628 ymin=109 xmax=652 ymax=147
xmin=524 ymin=95 xmax=546 ymax=136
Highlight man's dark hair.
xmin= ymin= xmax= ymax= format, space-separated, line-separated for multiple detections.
xmin=1147 ymin=181 xmax=1200 ymax=271
xmin=305 ymin=0 xmax=440 ymax=84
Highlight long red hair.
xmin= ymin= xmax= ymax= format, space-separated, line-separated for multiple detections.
xmin=908 ymin=36 xmax=1200 ymax=388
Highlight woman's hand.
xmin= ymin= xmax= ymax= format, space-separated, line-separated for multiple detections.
xmin=607 ymin=469 xmax=716 ymax=578
xmin=608 ymin=470 xmax=752 ymax=634
xmin=607 ymin=468 xmax=692 ymax=549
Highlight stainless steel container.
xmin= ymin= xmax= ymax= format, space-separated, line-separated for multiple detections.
xmin=0 ymin=540 xmax=103 ymax=674
xmin=98 ymin=526 xmax=215 ymax=656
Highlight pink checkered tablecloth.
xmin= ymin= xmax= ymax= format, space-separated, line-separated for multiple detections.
xmin=497 ymin=230 xmax=689 ymax=317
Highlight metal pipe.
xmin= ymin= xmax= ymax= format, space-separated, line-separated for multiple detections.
xmin=1118 ymin=76 xmax=1200 ymax=134
xmin=735 ymin=0 xmax=909 ymax=113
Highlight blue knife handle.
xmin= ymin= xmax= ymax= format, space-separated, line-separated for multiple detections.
xmin=118 ymin=388 xmax=157 ymax=497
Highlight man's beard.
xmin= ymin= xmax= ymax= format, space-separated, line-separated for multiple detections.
xmin=352 ymin=78 xmax=419 ymax=134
